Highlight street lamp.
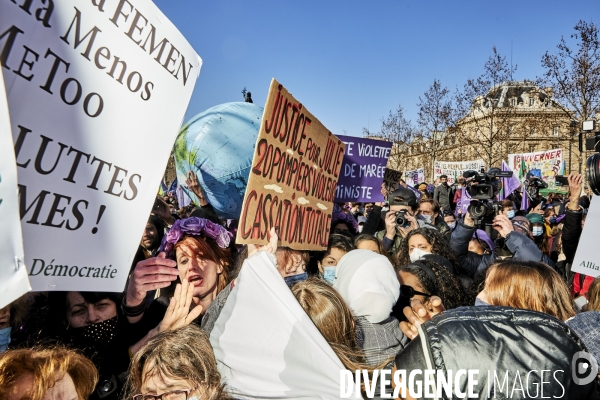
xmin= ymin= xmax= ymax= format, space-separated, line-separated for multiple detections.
xmin=569 ymin=120 xmax=577 ymax=174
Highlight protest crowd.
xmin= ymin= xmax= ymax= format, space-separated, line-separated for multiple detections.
xmin=2 ymin=2 xmax=600 ymax=399
xmin=2 ymin=165 xmax=600 ymax=400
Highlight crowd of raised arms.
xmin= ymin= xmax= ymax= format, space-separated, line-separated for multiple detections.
xmin=2 ymin=170 xmax=600 ymax=400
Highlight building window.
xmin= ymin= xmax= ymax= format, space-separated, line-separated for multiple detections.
xmin=553 ymin=126 xmax=559 ymax=136
xmin=510 ymin=98 xmax=516 ymax=106
xmin=529 ymin=145 xmax=535 ymax=153
xmin=529 ymin=97 xmax=534 ymax=106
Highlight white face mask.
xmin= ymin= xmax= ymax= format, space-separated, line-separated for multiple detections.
xmin=418 ymin=214 xmax=433 ymax=224
xmin=409 ymin=247 xmax=431 ymax=263
xmin=448 ymin=222 xmax=456 ymax=230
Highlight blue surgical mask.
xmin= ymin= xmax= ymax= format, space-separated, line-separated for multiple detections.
xmin=322 ymin=267 xmax=336 ymax=285
xmin=284 ymin=272 xmax=308 ymax=288
xmin=532 ymin=226 xmax=544 ymax=237
xmin=0 ymin=327 xmax=11 ymax=352
xmin=475 ymin=298 xmax=490 ymax=306
xmin=506 ymin=210 xmax=515 ymax=219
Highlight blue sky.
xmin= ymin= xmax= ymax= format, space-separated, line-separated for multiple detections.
xmin=154 ymin=0 xmax=597 ymax=138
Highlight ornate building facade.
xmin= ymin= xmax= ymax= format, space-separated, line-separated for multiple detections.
xmin=388 ymin=81 xmax=581 ymax=181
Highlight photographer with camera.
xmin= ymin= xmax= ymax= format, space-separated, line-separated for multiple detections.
xmin=450 ymin=211 xmax=553 ymax=283
xmin=375 ymin=187 xmax=436 ymax=258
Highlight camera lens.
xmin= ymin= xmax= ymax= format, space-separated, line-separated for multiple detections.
xmin=587 ymin=154 xmax=600 ymax=196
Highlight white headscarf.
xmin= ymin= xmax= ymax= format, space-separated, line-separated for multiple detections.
xmin=333 ymin=249 xmax=399 ymax=324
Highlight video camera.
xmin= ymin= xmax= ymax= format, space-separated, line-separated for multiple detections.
xmin=463 ymin=168 xmax=514 ymax=236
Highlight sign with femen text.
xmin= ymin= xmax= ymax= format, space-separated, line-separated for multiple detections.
xmin=0 ymin=68 xmax=30 ymax=309
xmin=335 ymin=135 xmax=391 ymax=202
xmin=1 ymin=0 xmax=201 ymax=291
xmin=237 ymin=79 xmax=345 ymax=250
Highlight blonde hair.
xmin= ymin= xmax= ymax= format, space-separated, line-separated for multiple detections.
xmin=291 ymin=278 xmax=387 ymax=372
xmin=124 ymin=325 xmax=228 ymax=400
xmin=484 ymin=260 xmax=575 ymax=321
xmin=0 ymin=347 xmax=98 ymax=400
xmin=586 ymin=276 xmax=600 ymax=311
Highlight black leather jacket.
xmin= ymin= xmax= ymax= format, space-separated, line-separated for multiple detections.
xmin=394 ymin=307 xmax=599 ymax=399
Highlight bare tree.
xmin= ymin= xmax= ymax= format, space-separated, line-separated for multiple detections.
xmin=453 ymin=46 xmax=520 ymax=168
xmin=416 ymin=79 xmax=453 ymax=180
xmin=539 ymin=20 xmax=600 ymax=123
xmin=363 ymin=104 xmax=416 ymax=173
xmin=539 ymin=20 xmax=600 ymax=171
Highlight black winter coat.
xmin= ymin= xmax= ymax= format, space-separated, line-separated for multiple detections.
xmin=394 ymin=307 xmax=599 ymax=399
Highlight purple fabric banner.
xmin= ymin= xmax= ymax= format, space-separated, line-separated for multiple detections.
xmin=498 ymin=161 xmax=522 ymax=201
xmin=456 ymin=187 xmax=472 ymax=216
xmin=335 ymin=135 xmax=393 ymax=202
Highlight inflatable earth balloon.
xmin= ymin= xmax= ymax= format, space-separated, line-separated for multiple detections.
xmin=174 ymin=102 xmax=263 ymax=219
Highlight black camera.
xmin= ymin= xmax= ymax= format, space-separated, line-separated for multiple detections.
xmin=395 ymin=210 xmax=411 ymax=229
xmin=587 ymin=153 xmax=600 ymax=195
xmin=463 ymin=168 xmax=513 ymax=200
xmin=462 ymin=168 xmax=514 ymax=236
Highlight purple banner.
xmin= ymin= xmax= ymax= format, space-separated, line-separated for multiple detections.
xmin=334 ymin=135 xmax=393 ymax=202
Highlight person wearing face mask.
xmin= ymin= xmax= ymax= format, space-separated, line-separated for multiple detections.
xmin=443 ymin=212 xmax=457 ymax=231
xmin=44 ymin=292 xmax=130 ymax=400
xmin=396 ymin=228 xmax=458 ymax=271
xmin=499 ymin=199 xmax=516 ymax=219
xmin=417 ymin=198 xmax=451 ymax=239
xmin=526 ymin=212 xmax=553 ymax=258
xmin=308 ymin=234 xmax=354 ymax=285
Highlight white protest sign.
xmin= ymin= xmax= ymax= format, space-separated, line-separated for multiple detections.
xmin=1 ymin=0 xmax=201 ymax=291
xmin=0 ymin=68 xmax=30 ymax=309
xmin=434 ymin=159 xmax=485 ymax=184
xmin=404 ymin=168 xmax=425 ymax=186
xmin=571 ymin=200 xmax=600 ymax=278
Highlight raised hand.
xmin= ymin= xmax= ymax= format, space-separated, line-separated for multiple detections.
xmin=126 ymin=252 xmax=179 ymax=308
xmin=186 ymin=170 xmax=208 ymax=206
xmin=568 ymin=173 xmax=583 ymax=211
xmin=158 ymin=277 xmax=203 ymax=332
xmin=399 ymin=296 xmax=445 ymax=340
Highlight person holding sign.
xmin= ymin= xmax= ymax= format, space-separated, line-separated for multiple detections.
xmin=123 ymin=217 xmax=233 ymax=354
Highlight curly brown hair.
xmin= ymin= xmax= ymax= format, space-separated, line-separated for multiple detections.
xmin=395 ymin=228 xmax=457 ymax=270
xmin=398 ymin=259 xmax=466 ymax=310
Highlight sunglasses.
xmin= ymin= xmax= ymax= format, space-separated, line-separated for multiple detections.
xmin=400 ymin=284 xmax=431 ymax=299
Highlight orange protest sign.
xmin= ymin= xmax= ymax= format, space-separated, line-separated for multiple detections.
xmin=236 ymin=79 xmax=345 ymax=250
